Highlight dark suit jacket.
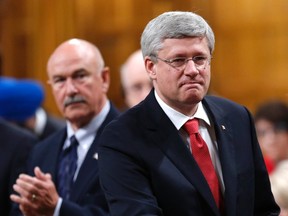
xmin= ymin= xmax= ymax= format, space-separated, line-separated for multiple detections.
xmin=0 ymin=119 xmax=37 ymax=216
xmin=25 ymin=103 xmax=119 ymax=216
xmin=98 ymin=91 xmax=280 ymax=216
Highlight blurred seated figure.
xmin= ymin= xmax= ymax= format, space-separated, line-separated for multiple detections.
xmin=120 ymin=49 xmax=152 ymax=108
xmin=0 ymin=118 xmax=37 ymax=215
xmin=0 ymin=77 xmax=65 ymax=140
xmin=270 ymin=160 xmax=288 ymax=216
xmin=254 ymin=100 xmax=288 ymax=172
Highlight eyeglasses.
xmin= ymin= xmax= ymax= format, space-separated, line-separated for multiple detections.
xmin=153 ymin=55 xmax=211 ymax=71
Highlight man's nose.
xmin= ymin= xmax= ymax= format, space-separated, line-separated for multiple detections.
xmin=65 ymin=78 xmax=78 ymax=93
xmin=184 ymin=59 xmax=199 ymax=75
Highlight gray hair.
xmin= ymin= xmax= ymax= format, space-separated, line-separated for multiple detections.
xmin=140 ymin=11 xmax=215 ymax=58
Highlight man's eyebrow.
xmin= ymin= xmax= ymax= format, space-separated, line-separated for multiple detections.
xmin=74 ymin=68 xmax=87 ymax=73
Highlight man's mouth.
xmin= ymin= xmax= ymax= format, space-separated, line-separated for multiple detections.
xmin=180 ymin=81 xmax=201 ymax=88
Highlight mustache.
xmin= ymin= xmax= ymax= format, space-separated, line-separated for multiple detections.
xmin=64 ymin=95 xmax=86 ymax=107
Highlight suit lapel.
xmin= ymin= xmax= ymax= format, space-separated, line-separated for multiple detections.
xmin=203 ymin=97 xmax=238 ymax=215
xmin=43 ymin=129 xmax=67 ymax=182
xmin=70 ymin=137 xmax=99 ymax=201
xmin=70 ymin=103 xmax=119 ymax=201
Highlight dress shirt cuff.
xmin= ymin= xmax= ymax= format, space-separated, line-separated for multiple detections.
xmin=53 ymin=197 xmax=63 ymax=216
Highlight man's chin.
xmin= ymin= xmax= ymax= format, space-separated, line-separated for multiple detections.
xmin=184 ymin=90 xmax=204 ymax=100
xmin=182 ymin=95 xmax=204 ymax=107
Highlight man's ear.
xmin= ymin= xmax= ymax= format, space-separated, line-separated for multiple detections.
xmin=101 ymin=66 xmax=110 ymax=92
xmin=144 ymin=56 xmax=157 ymax=79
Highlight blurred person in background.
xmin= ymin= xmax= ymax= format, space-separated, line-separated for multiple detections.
xmin=270 ymin=160 xmax=288 ymax=216
xmin=0 ymin=77 xmax=65 ymax=140
xmin=254 ymin=100 xmax=288 ymax=173
xmin=0 ymin=118 xmax=37 ymax=215
xmin=120 ymin=49 xmax=152 ymax=108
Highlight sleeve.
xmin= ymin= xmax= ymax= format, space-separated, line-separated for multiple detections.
xmin=98 ymin=123 xmax=163 ymax=216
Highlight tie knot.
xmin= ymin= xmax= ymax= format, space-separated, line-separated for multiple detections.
xmin=70 ymin=135 xmax=78 ymax=146
xmin=183 ymin=118 xmax=199 ymax=135
xmin=64 ymin=135 xmax=79 ymax=154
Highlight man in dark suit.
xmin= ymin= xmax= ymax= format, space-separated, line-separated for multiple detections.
xmin=0 ymin=118 xmax=37 ymax=215
xmin=98 ymin=11 xmax=280 ymax=215
xmin=10 ymin=38 xmax=119 ymax=216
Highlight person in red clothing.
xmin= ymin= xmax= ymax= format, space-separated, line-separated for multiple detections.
xmin=264 ymin=156 xmax=275 ymax=174
xmin=254 ymin=100 xmax=288 ymax=173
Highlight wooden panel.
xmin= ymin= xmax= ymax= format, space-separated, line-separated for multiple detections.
xmin=0 ymin=0 xmax=28 ymax=77
xmin=211 ymin=0 xmax=288 ymax=112
xmin=0 ymin=0 xmax=288 ymax=115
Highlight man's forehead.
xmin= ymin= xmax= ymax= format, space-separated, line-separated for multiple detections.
xmin=159 ymin=37 xmax=210 ymax=53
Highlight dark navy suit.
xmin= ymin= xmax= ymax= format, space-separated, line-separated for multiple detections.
xmin=98 ymin=91 xmax=279 ymax=216
xmin=0 ymin=119 xmax=37 ymax=215
xmin=25 ymin=104 xmax=119 ymax=216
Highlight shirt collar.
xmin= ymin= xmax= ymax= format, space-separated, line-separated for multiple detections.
xmin=66 ymin=100 xmax=110 ymax=142
xmin=154 ymin=90 xmax=210 ymax=130
xmin=34 ymin=107 xmax=47 ymax=135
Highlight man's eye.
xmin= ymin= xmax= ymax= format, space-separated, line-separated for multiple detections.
xmin=193 ymin=56 xmax=206 ymax=64
xmin=171 ymin=58 xmax=186 ymax=63
xmin=170 ymin=58 xmax=186 ymax=66
xmin=53 ymin=78 xmax=65 ymax=83
xmin=74 ymin=73 xmax=88 ymax=80
xmin=76 ymin=74 xmax=85 ymax=79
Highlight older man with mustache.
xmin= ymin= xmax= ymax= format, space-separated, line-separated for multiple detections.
xmin=10 ymin=38 xmax=119 ymax=216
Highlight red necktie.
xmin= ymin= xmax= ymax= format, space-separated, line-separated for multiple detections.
xmin=183 ymin=119 xmax=221 ymax=208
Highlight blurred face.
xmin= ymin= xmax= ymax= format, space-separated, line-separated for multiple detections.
xmin=123 ymin=65 xmax=152 ymax=108
xmin=145 ymin=37 xmax=211 ymax=116
xmin=124 ymin=72 xmax=152 ymax=108
xmin=256 ymin=119 xmax=288 ymax=164
xmin=47 ymin=44 xmax=109 ymax=130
